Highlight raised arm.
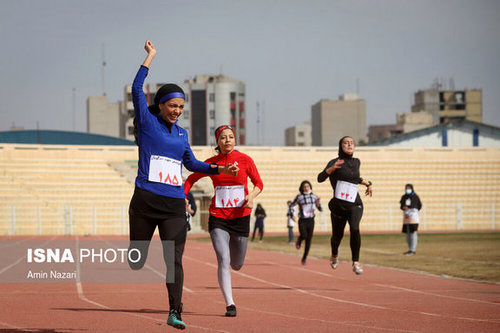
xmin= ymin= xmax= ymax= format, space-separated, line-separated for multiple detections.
xmin=132 ymin=40 xmax=157 ymax=125
xmin=142 ymin=40 xmax=156 ymax=68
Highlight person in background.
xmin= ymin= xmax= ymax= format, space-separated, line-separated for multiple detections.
xmin=185 ymin=191 xmax=196 ymax=231
xmin=286 ymin=200 xmax=296 ymax=244
xmin=317 ymin=136 xmax=372 ymax=275
xmin=291 ymin=180 xmax=322 ymax=265
xmin=400 ymin=184 xmax=422 ymax=255
xmin=251 ymin=203 xmax=266 ymax=243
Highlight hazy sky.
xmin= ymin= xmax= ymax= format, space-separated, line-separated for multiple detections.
xmin=1 ymin=0 xmax=499 ymax=145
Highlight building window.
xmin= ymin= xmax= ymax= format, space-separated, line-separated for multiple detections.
xmin=185 ymin=94 xmax=189 ymax=102
xmin=183 ymin=110 xmax=190 ymax=118
xmin=128 ymin=110 xmax=134 ymax=118
xmin=298 ymin=131 xmax=304 ymax=137
xmin=209 ymin=93 xmax=215 ymax=102
xmin=230 ymin=92 xmax=236 ymax=102
xmin=128 ymin=126 xmax=135 ymax=135
xmin=209 ymin=110 xmax=215 ymax=119
xmin=210 ymin=127 xmax=215 ymax=134
xmin=298 ymin=142 xmax=304 ymax=146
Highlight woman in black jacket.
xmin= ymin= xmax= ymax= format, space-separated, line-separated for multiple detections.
xmin=399 ymin=184 xmax=422 ymax=255
xmin=317 ymin=136 xmax=372 ymax=275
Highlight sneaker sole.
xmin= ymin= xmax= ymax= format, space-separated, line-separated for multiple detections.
xmin=167 ymin=318 xmax=186 ymax=330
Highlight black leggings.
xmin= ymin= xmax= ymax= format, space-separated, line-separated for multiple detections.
xmin=251 ymin=224 xmax=264 ymax=241
xmin=297 ymin=218 xmax=315 ymax=261
xmin=129 ymin=214 xmax=187 ymax=312
xmin=330 ymin=203 xmax=363 ymax=262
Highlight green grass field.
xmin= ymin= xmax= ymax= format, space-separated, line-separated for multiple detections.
xmin=195 ymin=232 xmax=500 ymax=282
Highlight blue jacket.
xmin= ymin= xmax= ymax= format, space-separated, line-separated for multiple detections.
xmin=132 ymin=66 xmax=217 ymax=199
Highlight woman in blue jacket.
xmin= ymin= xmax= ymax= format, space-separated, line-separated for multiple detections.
xmin=128 ymin=40 xmax=238 ymax=330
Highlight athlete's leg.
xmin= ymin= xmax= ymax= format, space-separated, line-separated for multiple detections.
xmin=158 ymin=217 xmax=187 ymax=312
xmin=229 ymin=234 xmax=248 ymax=271
xmin=331 ymin=213 xmax=347 ymax=257
xmin=302 ymin=218 xmax=315 ymax=261
xmin=347 ymin=205 xmax=363 ymax=262
xmin=210 ymin=228 xmax=235 ymax=306
xmin=128 ymin=214 xmax=157 ymax=270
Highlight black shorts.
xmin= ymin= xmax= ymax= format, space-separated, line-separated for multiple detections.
xmin=402 ymin=224 xmax=419 ymax=233
xmin=209 ymin=215 xmax=251 ymax=237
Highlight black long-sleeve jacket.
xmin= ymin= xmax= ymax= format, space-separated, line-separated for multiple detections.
xmin=399 ymin=193 xmax=422 ymax=211
xmin=317 ymin=157 xmax=363 ymax=206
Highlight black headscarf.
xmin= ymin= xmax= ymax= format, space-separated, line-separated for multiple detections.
xmin=299 ymin=180 xmax=313 ymax=194
xmin=405 ymin=184 xmax=414 ymax=192
xmin=338 ymin=136 xmax=354 ymax=159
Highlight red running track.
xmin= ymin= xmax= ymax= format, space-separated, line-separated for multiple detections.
xmin=1 ymin=236 xmax=499 ymax=332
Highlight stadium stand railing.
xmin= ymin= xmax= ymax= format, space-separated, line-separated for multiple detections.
xmin=1 ymin=144 xmax=499 ymax=235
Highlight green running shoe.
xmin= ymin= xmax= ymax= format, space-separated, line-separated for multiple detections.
xmin=167 ymin=310 xmax=186 ymax=330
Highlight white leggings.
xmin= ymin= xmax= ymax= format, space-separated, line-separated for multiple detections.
xmin=210 ymin=228 xmax=248 ymax=306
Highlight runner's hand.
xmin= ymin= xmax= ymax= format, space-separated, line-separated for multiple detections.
xmin=326 ymin=159 xmax=344 ymax=175
xmin=243 ymin=194 xmax=254 ymax=209
xmin=220 ymin=163 xmax=239 ymax=176
xmin=365 ymin=186 xmax=372 ymax=197
xmin=144 ymin=40 xmax=156 ymax=56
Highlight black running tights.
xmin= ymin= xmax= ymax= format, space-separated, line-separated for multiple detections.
xmin=129 ymin=214 xmax=187 ymax=312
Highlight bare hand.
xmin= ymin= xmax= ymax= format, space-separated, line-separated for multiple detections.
xmin=220 ymin=163 xmax=239 ymax=177
xmin=185 ymin=198 xmax=189 ymax=210
xmin=316 ymin=197 xmax=321 ymax=207
xmin=365 ymin=185 xmax=372 ymax=197
xmin=326 ymin=159 xmax=344 ymax=175
xmin=144 ymin=40 xmax=157 ymax=56
xmin=243 ymin=194 xmax=254 ymax=209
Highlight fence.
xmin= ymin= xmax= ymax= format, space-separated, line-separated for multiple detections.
xmin=0 ymin=201 xmax=496 ymax=235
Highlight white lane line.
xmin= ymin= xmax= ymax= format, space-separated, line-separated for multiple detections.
xmin=184 ymin=255 xmax=387 ymax=310
xmin=75 ymin=237 xmax=223 ymax=331
xmin=214 ymin=300 xmax=418 ymax=333
xmin=0 ymin=320 xmax=36 ymax=332
xmin=98 ymin=237 xmax=195 ymax=294
xmin=374 ymin=283 xmax=500 ymax=306
xmin=0 ymin=256 xmax=24 ymax=275
xmin=264 ymin=260 xmax=500 ymax=306
xmin=0 ymin=236 xmax=57 ymax=275
xmin=186 ymin=254 xmax=500 ymax=324
xmin=0 ymin=236 xmax=36 ymax=249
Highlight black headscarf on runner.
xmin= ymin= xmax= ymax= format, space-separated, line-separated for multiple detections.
xmin=338 ymin=136 xmax=354 ymax=160
xmin=299 ymin=180 xmax=313 ymax=194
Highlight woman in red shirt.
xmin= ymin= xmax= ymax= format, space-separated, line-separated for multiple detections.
xmin=184 ymin=125 xmax=263 ymax=317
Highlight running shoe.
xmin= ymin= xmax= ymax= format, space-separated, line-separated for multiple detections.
xmin=295 ymin=242 xmax=301 ymax=250
xmin=167 ymin=309 xmax=186 ymax=330
xmin=330 ymin=255 xmax=338 ymax=269
xmin=301 ymin=259 xmax=307 ymax=265
xmin=403 ymin=251 xmax=416 ymax=256
xmin=225 ymin=304 xmax=237 ymax=317
xmin=352 ymin=263 xmax=364 ymax=275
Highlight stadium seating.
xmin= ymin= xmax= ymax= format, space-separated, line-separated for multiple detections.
xmin=1 ymin=144 xmax=499 ymax=235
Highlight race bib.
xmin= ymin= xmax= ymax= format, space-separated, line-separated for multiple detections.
xmin=334 ymin=180 xmax=358 ymax=203
xmin=302 ymin=205 xmax=315 ymax=218
xmin=215 ymin=185 xmax=245 ymax=208
xmin=403 ymin=208 xmax=419 ymax=224
xmin=148 ymin=155 xmax=182 ymax=186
